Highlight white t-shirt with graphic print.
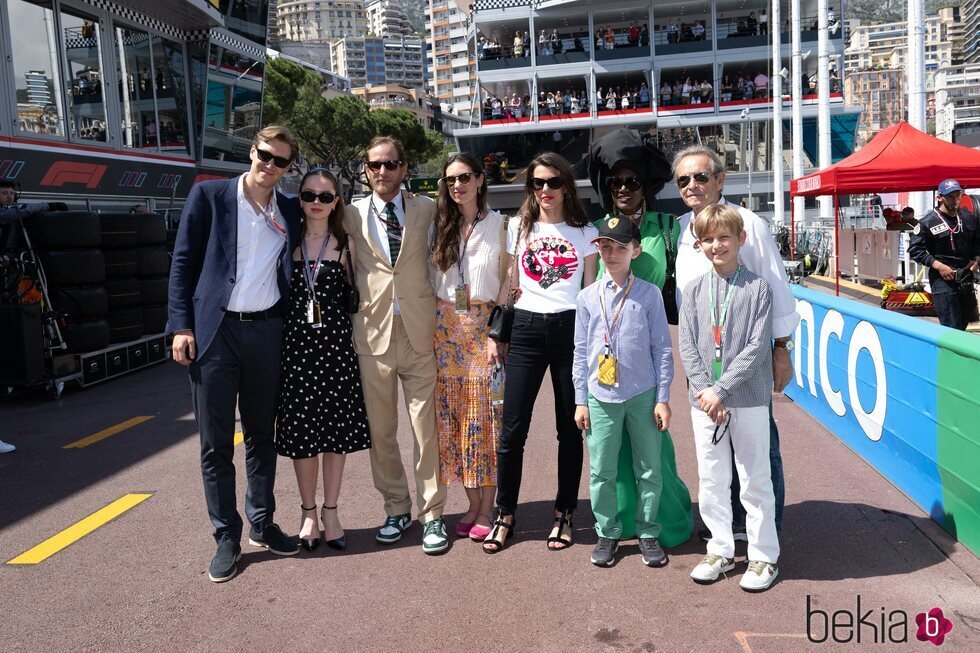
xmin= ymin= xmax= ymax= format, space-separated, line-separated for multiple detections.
xmin=507 ymin=219 xmax=598 ymax=314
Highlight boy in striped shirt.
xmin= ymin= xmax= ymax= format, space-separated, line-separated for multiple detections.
xmin=678 ymin=204 xmax=779 ymax=592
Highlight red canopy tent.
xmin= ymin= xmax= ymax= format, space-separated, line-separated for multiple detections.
xmin=788 ymin=122 xmax=980 ymax=294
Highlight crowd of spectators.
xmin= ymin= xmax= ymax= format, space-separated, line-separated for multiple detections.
xmin=662 ymin=19 xmax=708 ymax=43
xmin=596 ymin=84 xmax=652 ymax=111
xmin=593 ymin=23 xmax=650 ymax=50
xmin=658 ymin=78 xmax=714 ymax=105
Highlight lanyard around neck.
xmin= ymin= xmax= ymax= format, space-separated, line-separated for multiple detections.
xmin=373 ymin=196 xmax=405 ymax=238
xmin=708 ymin=265 xmax=741 ymax=380
xmin=457 ymin=210 xmax=484 ymax=283
xmin=598 ymin=274 xmax=635 ymax=348
xmin=245 ymin=184 xmax=286 ymax=240
xmin=300 ymin=233 xmax=331 ymax=297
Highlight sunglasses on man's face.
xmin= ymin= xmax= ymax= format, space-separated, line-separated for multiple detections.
xmin=676 ymin=172 xmax=714 ymax=189
xmin=442 ymin=172 xmax=475 ymax=186
xmin=531 ymin=177 xmax=565 ymax=191
xmin=366 ymin=159 xmax=404 ymax=172
xmin=299 ymin=190 xmax=336 ymax=204
xmin=607 ymin=176 xmax=642 ymax=192
xmin=254 ymin=147 xmax=292 ymax=169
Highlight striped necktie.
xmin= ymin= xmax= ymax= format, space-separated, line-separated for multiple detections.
xmin=384 ymin=201 xmax=401 ymax=265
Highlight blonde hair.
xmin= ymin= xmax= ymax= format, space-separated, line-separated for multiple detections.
xmin=253 ymin=125 xmax=299 ymax=161
xmin=693 ymin=203 xmax=744 ymax=240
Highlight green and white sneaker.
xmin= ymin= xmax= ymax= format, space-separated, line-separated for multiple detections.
xmin=740 ymin=560 xmax=778 ymax=592
xmin=690 ymin=553 xmax=736 ymax=584
xmin=376 ymin=513 xmax=412 ymax=544
xmin=421 ymin=517 xmax=450 ymax=555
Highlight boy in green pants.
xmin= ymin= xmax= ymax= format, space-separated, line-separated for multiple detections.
xmin=573 ymin=217 xmax=674 ymax=567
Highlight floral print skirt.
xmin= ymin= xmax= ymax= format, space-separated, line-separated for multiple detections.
xmin=435 ymin=301 xmax=501 ymax=488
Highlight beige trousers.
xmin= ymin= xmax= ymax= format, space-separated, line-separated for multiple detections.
xmin=359 ymin=316 xmax=445 ymax=524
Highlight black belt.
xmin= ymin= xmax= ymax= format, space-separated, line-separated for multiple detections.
xmin=222 ymin=302 xmax=282 ymax=321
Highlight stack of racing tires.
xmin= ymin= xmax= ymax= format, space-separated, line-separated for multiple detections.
xmin=30 ymin=211 xmax=109 ymax=353
xmin=30 ymin=211 xmax=170 ymax=353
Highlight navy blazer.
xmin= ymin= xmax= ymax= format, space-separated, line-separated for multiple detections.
xmin=166 ymin=176 xmax=301 ymax=357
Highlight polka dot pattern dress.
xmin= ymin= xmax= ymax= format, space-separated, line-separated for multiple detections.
xmin=276 ymin=260 xmax=371 ymax=458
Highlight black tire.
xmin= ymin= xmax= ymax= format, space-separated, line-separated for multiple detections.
xmin=107 ymin=307 xmax=143 ymax=343
xmin=141 ymin=304 xmax=168 ymax=334
xmin=99 ymin=213 xmax=139 ymax=248
xmin=40 ymin=250 xmax=105 ymax=285
xmin=136 ymin=214 xmax=167 ymax=245
xmin=60 ymin=318 xmax=110 ymax=353
xmin=105 ymin=277 xmax=141 ymax=308
xmin=52 ymin=285 xmax=108 ymax=318
xmin=27 ymin=211 xmax=101 ymax=249
xmin=139 ymin=276 xmax=169 ymax=305
xmin=103 ymin=248 xmax=138 ymax=278
xmin=137 ymin=246 xmax=170 ymax=277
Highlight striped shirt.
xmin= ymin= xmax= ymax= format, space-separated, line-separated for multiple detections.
xmin=679 ymin=267 xmax=773 ymax=408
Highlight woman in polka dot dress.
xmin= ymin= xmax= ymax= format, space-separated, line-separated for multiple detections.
xmin=276 ymin=168 xmax=370 ymax=552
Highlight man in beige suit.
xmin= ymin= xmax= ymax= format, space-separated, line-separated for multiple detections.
xmin=344 ymin=136 xmax=448 ymax=554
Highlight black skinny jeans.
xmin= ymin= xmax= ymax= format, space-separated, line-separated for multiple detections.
xmin=496 ymin=309 xmax=583 ymax=516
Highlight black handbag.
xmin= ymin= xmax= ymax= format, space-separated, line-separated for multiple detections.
xmin=342 ymin=235 xmax=360 ymax=314
xmin=487 ymin=220 xmax=518 ymax=342
xmin=657 ymin=213 xmax=679 ymax=325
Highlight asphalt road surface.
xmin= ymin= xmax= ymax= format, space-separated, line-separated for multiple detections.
xmin=2 ymin=326 xmax=978 ymax=652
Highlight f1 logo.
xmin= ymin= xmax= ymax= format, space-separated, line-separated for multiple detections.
xmin=40 ymin=161 xmax=107 ymax=189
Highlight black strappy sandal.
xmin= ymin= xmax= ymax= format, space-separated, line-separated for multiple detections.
xmin=548 ymin=510 xmax=573 ymax=550
xmin=482 ymin=510 xmax=516 ymax=554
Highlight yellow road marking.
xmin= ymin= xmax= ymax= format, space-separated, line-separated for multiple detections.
xmin=234 ymin=431 xmax=243 ymax=446
xmin=6 ymin=493 xmax=153 ymax=565
xmin=734 ymin=631 xmax=809 ymax=653
xmin=64 ymin=416 xmax=154 ymax=449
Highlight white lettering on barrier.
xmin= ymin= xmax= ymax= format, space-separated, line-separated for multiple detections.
xmin=794 ymin=301 xmax=887 ymax=442
xmin=797 ymin=175 xmax=822 ymax=193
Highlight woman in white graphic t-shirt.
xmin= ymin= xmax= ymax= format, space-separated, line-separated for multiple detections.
xmin=483 ymin=152 xmax=598 ymax=554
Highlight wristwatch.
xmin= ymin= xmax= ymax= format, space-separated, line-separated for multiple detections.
xmin=773 ymin=339 xmax=795 ymax=352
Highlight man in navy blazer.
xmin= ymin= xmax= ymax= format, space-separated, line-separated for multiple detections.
xmin=168 ymin=126 xmax=303 ymax=582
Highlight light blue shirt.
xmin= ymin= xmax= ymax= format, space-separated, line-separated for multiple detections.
xmin=573 ymin=273 xmax=673 ymax=405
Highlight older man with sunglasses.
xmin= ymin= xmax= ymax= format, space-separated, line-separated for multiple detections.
xmin=672 ymin=145 xmax=799 ymax=541
xmin=168 ymin=126 xmax=303 ymax=582
xmin=343 ymin=136 xmax=448 ymax=554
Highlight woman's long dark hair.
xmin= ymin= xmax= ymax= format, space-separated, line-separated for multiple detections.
xmin=431 ymin=152 xmax=488 ymax=273
xmin=515 ymin=152 xmax=589 ymax=245
xmin=299 ymin=168 xmax=346 ymax=251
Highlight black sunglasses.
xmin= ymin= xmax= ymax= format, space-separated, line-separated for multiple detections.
xmin=607 ymin=176 xmax=642 ymax=192
xmin=531 ymin=177 xmax=565 ymax=191
xmin=442 ymin=172 xmax=475 ymax=186
xmin=711 ymin=410 xmax=732 ymax=445
xmin=255 ymin=147 xmax=292 ymax=169
xmin=366 ymin=159 xmax=404 ymax=171
xmin=676 ymin=172 xmax=715 ymax=189
xmin=300 ymin=190 xmax=336 ymax=204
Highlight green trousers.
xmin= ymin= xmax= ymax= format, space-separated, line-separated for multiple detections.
xmin=588 ymin=389 xmax=673 ymax=540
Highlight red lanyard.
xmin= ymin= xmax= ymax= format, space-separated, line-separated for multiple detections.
xmin=244 ymin=186 xmax=286 ymax=240
xmin=373 ymin=196 xmax=405 ymax=239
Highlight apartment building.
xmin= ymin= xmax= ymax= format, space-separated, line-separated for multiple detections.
xmin=425 ymin=1 xmax=477 ymax=117
xmin=844 ymin=12 xmax=962 ymax=79
xmin=332 ymin=35 xmax=425 ymax=88
xmin=964 ymin=0 xmax=980 ymax=64
xmin=366 ymin=0 xmax=415 ymax=37
xmin=844 ymin=69 xmax=906 ymax=147
xmin=935 ymin=62 xmax=980 ymax=147
xmin=277 ymin=0 xmax=369 ymax=42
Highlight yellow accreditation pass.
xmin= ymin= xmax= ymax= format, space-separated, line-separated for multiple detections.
xmin=454 ymin=284 xmax=470 ymax=314
xmin=597 ymin=352 xmax=619 ymax=387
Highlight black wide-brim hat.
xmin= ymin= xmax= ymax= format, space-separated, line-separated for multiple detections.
xmin=588 ymin=128 xmax=672 ymax=213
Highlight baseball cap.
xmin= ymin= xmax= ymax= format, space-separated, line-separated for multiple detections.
xmin=938 ymin=179 xmax=962 ymax=196
xmin=592 ymin=216 xmax=641 ymax=244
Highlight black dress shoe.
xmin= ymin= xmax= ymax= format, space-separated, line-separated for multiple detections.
xmin=208 ymin=539 xmax=242 ymax=583
xmin=248 ymin=523 xmax=300 ymax=556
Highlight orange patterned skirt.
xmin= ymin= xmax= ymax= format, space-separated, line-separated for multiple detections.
xmin=435 ymin=301 xmax=501 ymax=488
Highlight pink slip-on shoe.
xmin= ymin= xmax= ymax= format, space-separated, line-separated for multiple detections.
xmin=456 ymin=511 xmax=478 ymax=537
xmin=469 ymin=513 xmax=493 ymax=541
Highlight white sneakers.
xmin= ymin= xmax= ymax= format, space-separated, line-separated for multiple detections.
xmin=690 ymin=554 xmax=736 ymax=583
xmin=740 ymin=560 xmax=779 ymax=592
xmin=690 ymin=554 xmax=779 ymax=592
xmin=0 ymin=439 xmax=15 ymax=454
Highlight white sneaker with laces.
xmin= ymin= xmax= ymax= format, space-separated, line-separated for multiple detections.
xmin=740 ymin=560 xmax=778 ymax=592
xmin=0 ymin=439 xmax=15 ymax=454
xmin=690 ymin=553 xmax=736 ymax=584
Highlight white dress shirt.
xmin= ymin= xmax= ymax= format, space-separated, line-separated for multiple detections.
xmin=366 ymin=191 xmax=406 ymax=314
xmin=676 ymin=196 xmax=800 ymax=339
xmin=429 ymin=209 xmax=506 ymax=303
xmin=227 ymin=174 xmax=286 ymax=312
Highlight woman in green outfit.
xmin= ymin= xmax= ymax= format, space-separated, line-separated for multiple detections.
xmin=588 ymin=129 xmax=693 ymax=547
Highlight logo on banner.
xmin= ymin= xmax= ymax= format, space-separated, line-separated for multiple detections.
xmin=797 ymin=175 xmax=821 ymax=193
xmin=806 ymin=596 xmax=954 ymax=645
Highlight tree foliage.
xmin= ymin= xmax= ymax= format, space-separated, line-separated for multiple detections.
xmin=263 ymin=63 xmax=448 ymax=199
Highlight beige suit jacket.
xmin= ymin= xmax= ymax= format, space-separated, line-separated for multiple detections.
xmin=344 ymin=194 xmax=437 ymax=356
